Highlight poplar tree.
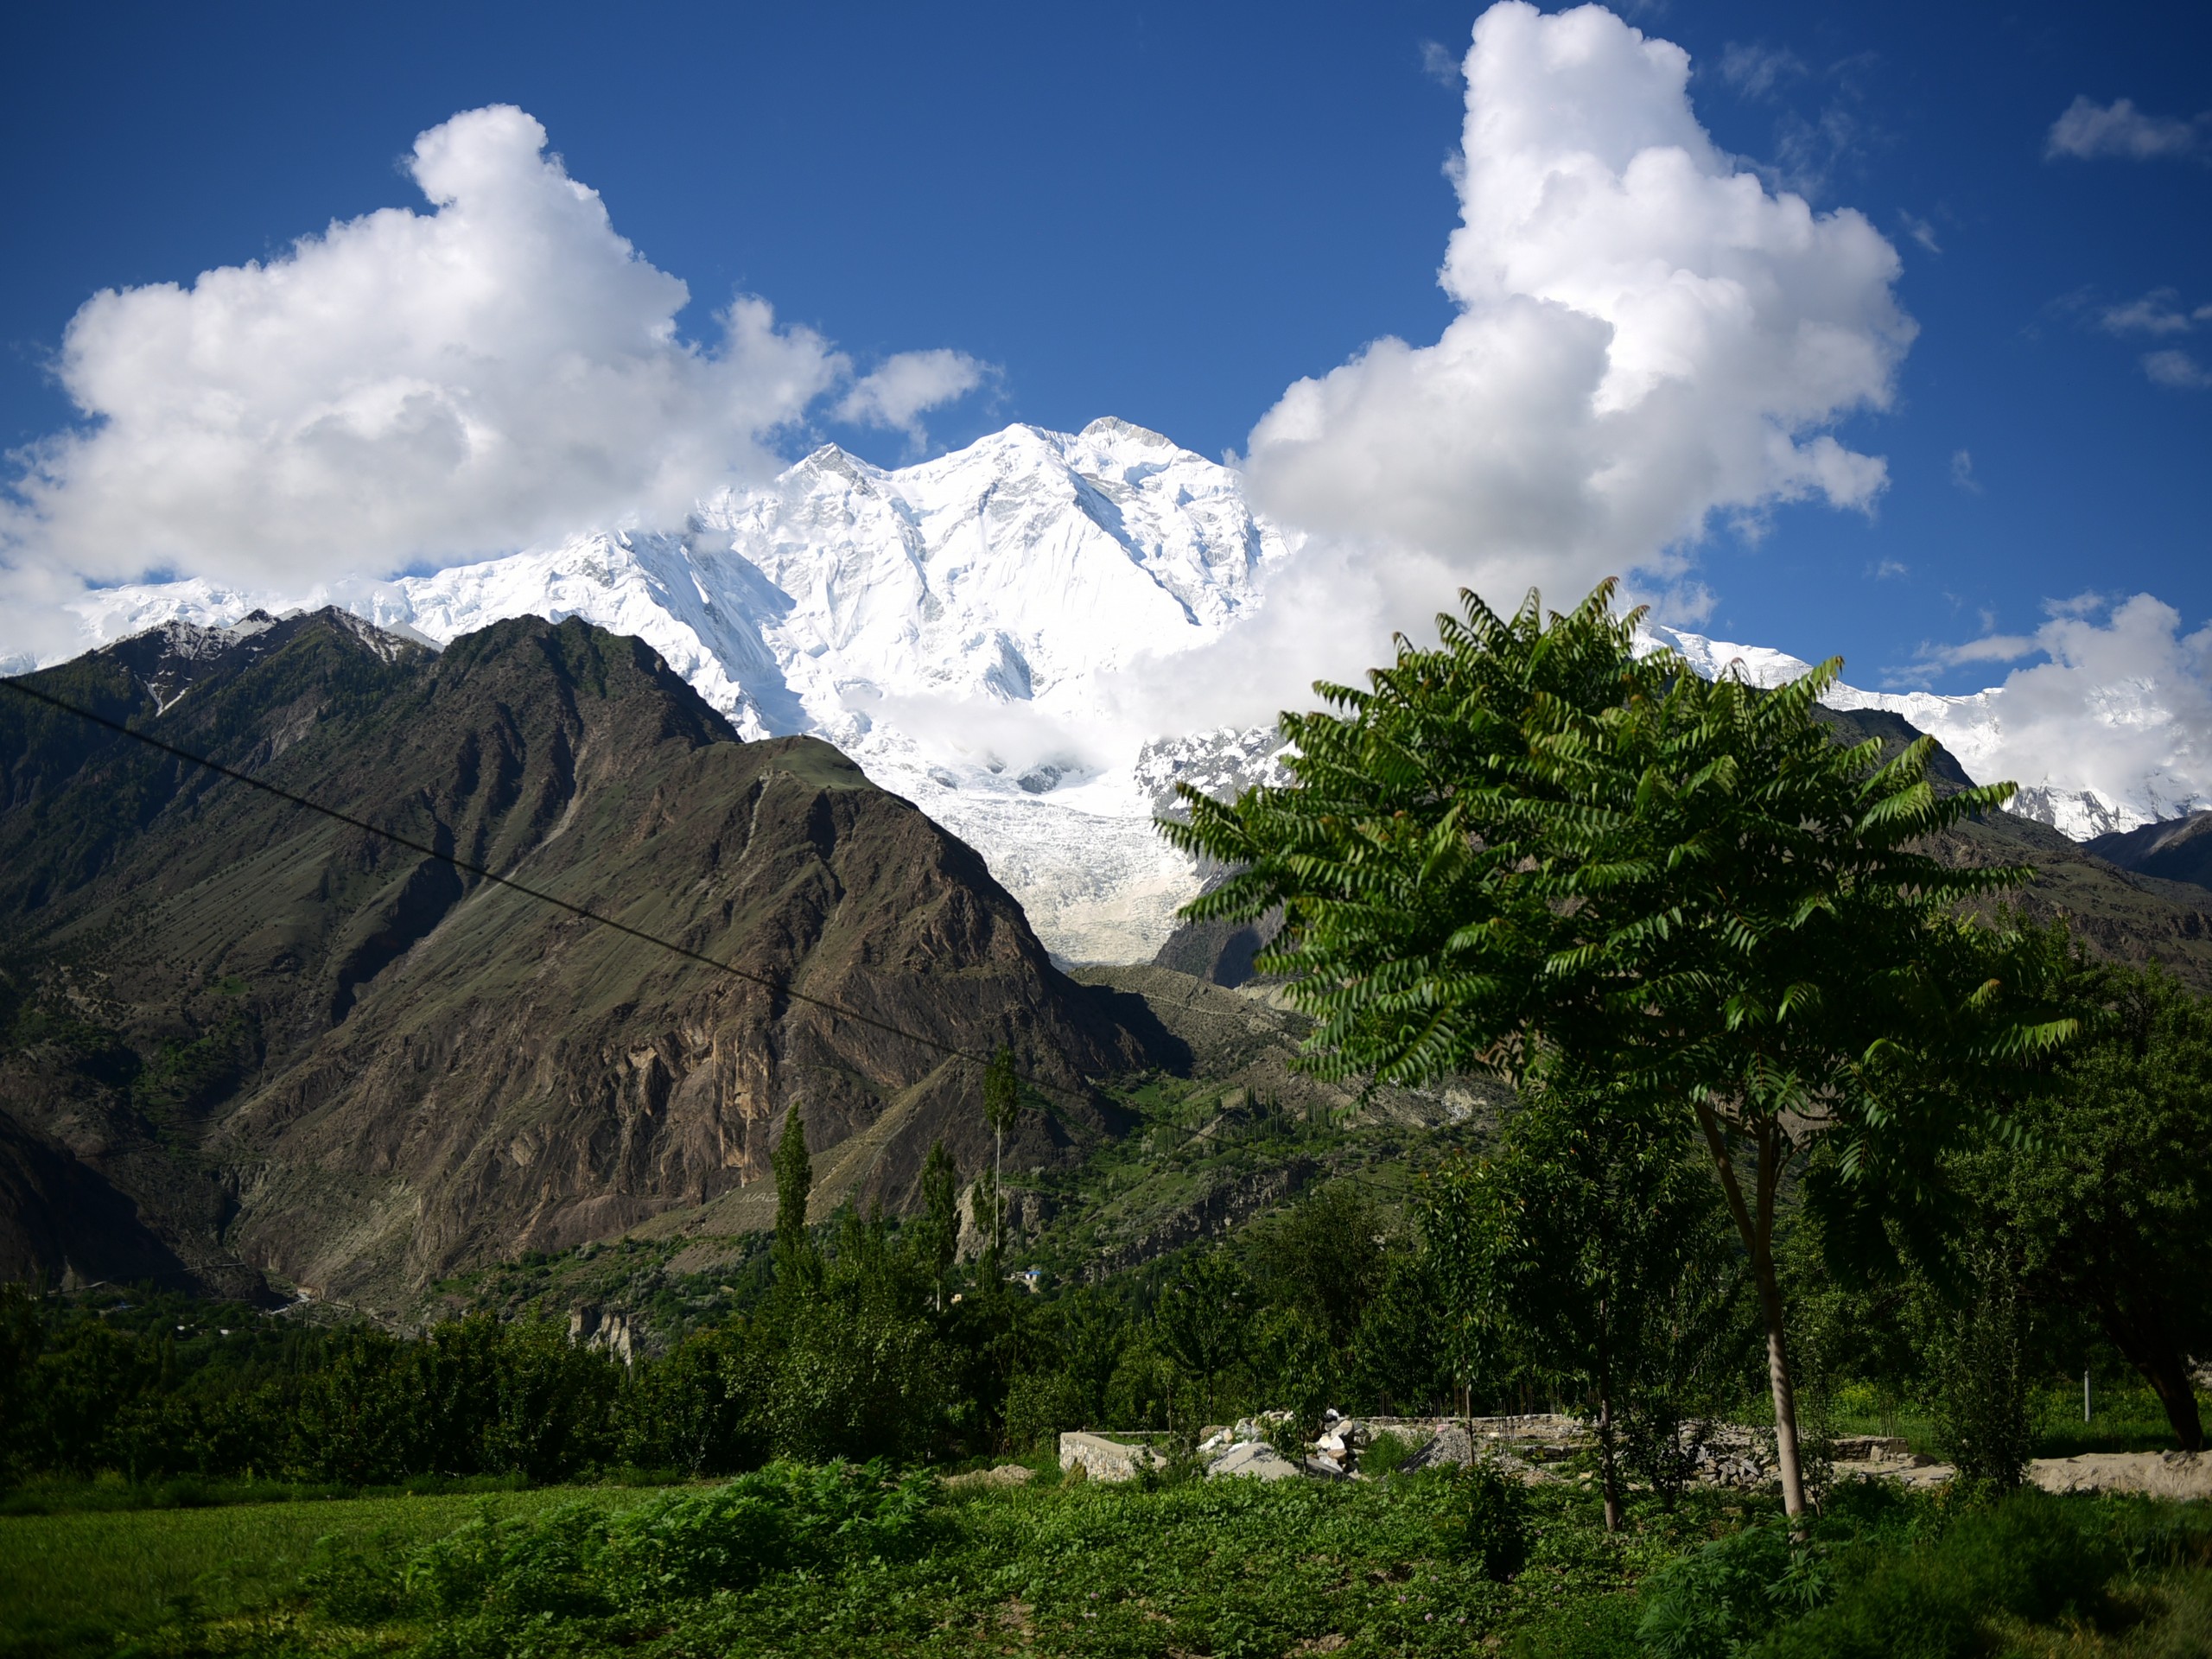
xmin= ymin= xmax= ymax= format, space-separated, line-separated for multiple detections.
xmin=772 ymin=1103 xmax=816 ymax=1287
xmin=916 ymin=1139 xmax=960 ymax=1311
xmin=1163 ymin=581 xmax=2077 ymax=1517
xmin=982 ymin=1045 xmax=1020 ymax=1259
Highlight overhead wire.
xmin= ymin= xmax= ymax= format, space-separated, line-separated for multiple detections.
xmin=0 ymin=673 xmax=1111 ymax=1103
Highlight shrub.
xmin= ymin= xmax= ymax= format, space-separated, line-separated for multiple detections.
xmin=300 ymin=1529 xmax=405 ymax=1625
xmin=1754 ymin=1491 xmax=2114 ymax=1658
xmin=1637 ymin=1520 xmax=1804 ymax=1659
xmin=1002 ymin=1368 xmax=1085 ymax=1454
xmin=1508 ymin=1592 xmax=1644 ymax=1659
xmin=1360 ymin=1429 xmax=1418 ymax=1477
xmin=1437 ymin=1462 xmax=1530 ymax=1581
xmin=299 ymin=1461 xmax=940 ymax=1638
xmin=766 ymin=1302 xmax=948 ymax=1465
xmin=1932 ymin=1251 xmax=2032 ymax=1495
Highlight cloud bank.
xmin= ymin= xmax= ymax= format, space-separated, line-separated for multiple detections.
xmin=1131 ymin=1 xmax=1913 ymax=733
xmin=0 ymin=105 xmax=985 ymax=652
xmin=833 ymin=349 xmax=994 ymax=448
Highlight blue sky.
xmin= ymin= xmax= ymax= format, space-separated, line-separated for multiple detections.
xmin=2 ymin=0 xmax=2206 ymax=695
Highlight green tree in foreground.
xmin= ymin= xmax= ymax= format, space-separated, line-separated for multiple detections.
xmin=1162 ymin=582 xmax=2078 ymax=1516
xmin=1964 ymin=963 xmax=2212 ymax=1449
xmin=1478 ymin=1078 xmax=1745 ymax=1529
xmin=1156 ymin=1248 xmax=1249 ymax=1441
xmin=915 ymin=1139 xmax=960 ymax=1312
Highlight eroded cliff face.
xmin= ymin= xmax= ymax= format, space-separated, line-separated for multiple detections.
xmin=0 ymin=611 xmax=1154 ymax=1303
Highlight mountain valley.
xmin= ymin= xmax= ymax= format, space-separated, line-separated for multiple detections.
xmin=7 ymin=609 xmax=2212 ymax=1328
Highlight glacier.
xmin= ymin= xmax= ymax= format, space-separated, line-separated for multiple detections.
xmin=29 ymin=417 xmax=2198 ymax=958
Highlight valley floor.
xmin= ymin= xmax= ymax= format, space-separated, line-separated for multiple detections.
xmin=5 ymin=1465 xmax=2212 ymax=1659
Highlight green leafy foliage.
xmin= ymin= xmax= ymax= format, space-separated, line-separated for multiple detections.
xmin=1962 ymin=963 xmax=2212 ymax=1450
xmin=1418 ymin=1084 xmax=1749 ymax=1525
xmin=1928 ymin=1247 xmax=2034 ymax=1493
xmin=1438 ymin=1462 xmax=1533 ymax=1581
xmin=772 ymin=1105 xmax=816 ymax=1287
xmin=916 ymin=1138 xmax=960 ymax=1308
xmin=1162 ymin=582 xmax=2064 ymax=1120
xmin=1636 ymin=1519 xmax=1807 ymax=1657
xmin=1751 ymin=1491 xmax=2120 ymax=1658
xmin=1163 ymin=580 xmax=2085 ymax=1512
xmin=22 ymin=1468 xmax=2212 ymax=1659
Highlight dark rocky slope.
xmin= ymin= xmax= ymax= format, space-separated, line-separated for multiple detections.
xmin=2088 ymin=811 xmax=2212 ymax=896
xmin=0 ymin=611 xmax=1156 ymax=1305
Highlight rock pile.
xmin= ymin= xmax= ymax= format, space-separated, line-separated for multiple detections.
xmin=1683 ymin=1424 xmax=1773 ymax=1489
xmin=1205 ymin=1441 xmax=1304 ymax=1480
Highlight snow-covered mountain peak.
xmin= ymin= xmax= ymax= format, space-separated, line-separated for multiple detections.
xmin=1640 ymin=625 xmax=1823 ymax=690
xmin=33 ymin=417 xmax=2207 ymax=957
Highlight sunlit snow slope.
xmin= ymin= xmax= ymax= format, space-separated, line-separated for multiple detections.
xmin=54 ymin=420 xmax=1293 ymax=960
xmin=38 ymin=419 xmax=2193 ymax=957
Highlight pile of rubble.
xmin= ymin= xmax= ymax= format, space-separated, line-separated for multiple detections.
xmin=1055 ymin=1414 xmax=2011 ymax=1494
xmin=1059 ymin=1409 xmax=1597 ymax=1484
xmin=1195 ymin=1411 xmax=1351 ymax=1480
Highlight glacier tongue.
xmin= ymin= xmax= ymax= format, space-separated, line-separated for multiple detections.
xmin=41 ymin=420 xmax=2202 ymax=958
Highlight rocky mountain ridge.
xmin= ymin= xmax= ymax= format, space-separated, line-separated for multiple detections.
xmin=2089 ymin=811 xmax=2212 ymax=892
xmin=0 ymin=608 xmax=1169 ymax=1306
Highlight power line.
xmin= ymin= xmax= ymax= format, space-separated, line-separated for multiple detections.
xmin=0 ymin=674 xmax=1098 ymax=1103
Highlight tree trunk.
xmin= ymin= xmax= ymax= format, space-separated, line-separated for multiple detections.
xmin=1752 ymin=1236 xmax=1808 ymax=1516
xmin=1697 ymin=1104 xmax=1810 ymax=1518
xmin=2143 ymin=1352 xmax=2207 ymax=1452
xmin=2101 ymin=1312 xmax=2208 ymax=1452
xmin=1596 ymin=1368 xmax=1624 ymax=1531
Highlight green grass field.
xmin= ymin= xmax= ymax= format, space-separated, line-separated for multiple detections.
xmin=5 ymin=1467 xmax=2210 ymax=1658
xmin=0 ymin=1484 xmax=663 ymax=1656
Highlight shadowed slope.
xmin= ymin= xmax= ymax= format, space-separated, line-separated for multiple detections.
xmin=0 ymin=612 xmax=1154 ymax=1302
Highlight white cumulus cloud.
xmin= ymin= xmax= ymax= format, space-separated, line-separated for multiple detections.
xmin=0 ymin=105 xmax=988 ymax=655
xmin=1926 ymin=596 xmax=2212 ymax=827
xmin=833 ymin=349 xmax=994 ymax=447
xmin=2046 ymin=96 xmax=2208 ymax=162
xmin=1166 ymin=1 xmax=1911 ymax=731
